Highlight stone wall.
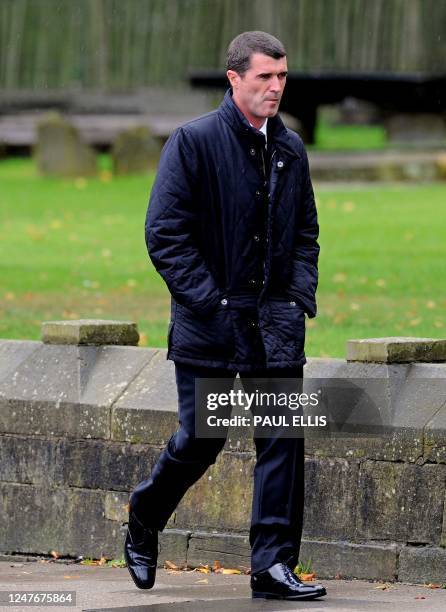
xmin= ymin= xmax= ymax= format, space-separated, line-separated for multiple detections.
xmin=0 ymin=321 xmax=446 ymax=584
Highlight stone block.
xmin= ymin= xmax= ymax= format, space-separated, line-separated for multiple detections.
xmin=34 ymin=112 xmax=97 ymax=178
xmin=303 ymin=363 xmax=423 ymax=462
xmin=398 ymin=545 xmax=446 ymax=584
xmin=0 ymin=340 xmax=40 ymax=384
xmin=158 ymin=529 xmax=190 ymax=568
xmin=0 ymin=397 xmax=110 ymax=440
xmin=0 ymin=483 xmax=123 ymax=558
xmin=385 ymin=113 xmax=446 ymax=145
xmin=41 ymin=319 xmax=139 ymax=346
xmin=347 ymin=337 xmax=446 ymax=363
xmin=0 ymin=344 xmax=156 ymax=438
xmin=356 ymin=461 xmax=446 ymax=544
xmin=171 ymin=451 xmax=254 ymax=533
xmin=424 ymin=391 xmax=446 ymax=464
xmin=304 ymin=360 xmax=446 ymax=465
xmin=104 ymin=491 xmax=129 ymax=522
xmin=299 ymin=539 xmax=398 ymax=581
xmin=112 ymin=126 xmax=162 ymax=175
xmin=0 ymin=436 xmax=62 ymax=485
xmin=62 ymin=439 xmax=160 ymax=491
xmin=112 ymin=351 xmax=178 ymax=444
xmin=187 ymin=532 xmax=251 ymax=569
xmin=304 ymin=361 xmax=446 ymax=463
xmin=303 ymin=458 xmax=359 ymax=540
xmin=304 ymin=429 xmax=422 ymax=463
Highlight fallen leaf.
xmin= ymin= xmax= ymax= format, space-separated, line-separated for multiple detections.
xmin=425 ymin=583 xmax=441 ymax=589
xmin=196 ymin=565 xmax=210 ymax=574
xmin=100 ymin=170 xmax=112 ymax=182
xmin=195 ymin=578 xmax=209 ymax=584
xmin=342 ymin=201 xmax=355 ymax=212
xmin=333 ymin=272 xmax=347 ymax=283
xmin=335 ymin=573 xmax=342 ymax=580
xmin=75 ymin=178 xmax=87 ymax=189
xmin=98 ymin=557 xmax=107 ymax=566
xmin=164 ymin=560 xmax=179 ymax=570
xmin=63 ymin=576 xmax=74 ymax=579
xmin=221 ymin=568 xmax=241 ymax=575
xmin=300 ymin=572 xmax=316 ymax=581
xmin=415 ymin=596 xmax=426 ymax=599
xmin=213 ymin=560 xmax=221 ymax=572
xmin=50 ymin=550 xmax=60 ymax=559
xmin=409 ymin=318 xmax=422 ymax=327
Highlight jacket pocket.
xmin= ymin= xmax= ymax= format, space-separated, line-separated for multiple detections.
xmin=268 ymin=297 xmax=306 ymax=359
xmin=172 ymin=299 xmax=234 ymax=359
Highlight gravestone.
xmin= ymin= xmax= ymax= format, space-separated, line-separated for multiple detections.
xmin=385 ymin=113 xmax=446 ymax=145
xmin=34 ymin=112 xmax=97 ymax=177
xmin=112 ymin=126 xmax=162 ymax=175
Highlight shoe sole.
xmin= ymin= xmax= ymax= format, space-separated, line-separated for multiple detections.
xmin=252 ymin=588 xmax=327 ymax=600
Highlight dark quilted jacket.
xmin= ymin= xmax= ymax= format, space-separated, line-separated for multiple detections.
xmin=145 ymin=88 xmax=319 ymax=370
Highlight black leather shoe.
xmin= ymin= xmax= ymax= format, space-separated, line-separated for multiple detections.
xmin=251 ymin=562 xmax=327 ymax=600
xmin=124 ymin=510 xmax=158 ymax=589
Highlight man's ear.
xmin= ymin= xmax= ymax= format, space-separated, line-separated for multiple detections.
xmin=226 ymin=69 xmax=240 ymax=89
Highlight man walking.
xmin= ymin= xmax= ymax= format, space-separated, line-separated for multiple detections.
xmin=125 ymin=31 xmax=325 ymax=601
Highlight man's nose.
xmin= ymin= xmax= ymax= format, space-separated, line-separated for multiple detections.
xmin=269 ymin=76 xmax=281 ymax=92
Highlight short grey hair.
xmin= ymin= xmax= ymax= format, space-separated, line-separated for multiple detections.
xmin=226 ymin=31 xmax=286 ymax=75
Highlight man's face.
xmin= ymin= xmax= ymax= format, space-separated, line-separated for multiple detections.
xmin=227 ymin=52 xmax=288 ymax=125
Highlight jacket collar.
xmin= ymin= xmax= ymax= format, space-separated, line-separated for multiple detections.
xmin=218 ymin=88 xmax=301 ymax=160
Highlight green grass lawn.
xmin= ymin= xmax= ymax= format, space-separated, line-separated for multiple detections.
xmin=1 ymin=157 xmax=445 ymax=358
xmin=311 ymin=117 xmax=387 ymax=151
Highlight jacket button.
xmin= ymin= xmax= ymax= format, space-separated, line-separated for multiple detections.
xmin=255 ymin=190 xmax=261 ymax=196
xmin=250 ymin=148 xmax=256 ymax=156
xmin=277 ymin=160 xmax=284 ymax=168
xmin=249 ymin=321 xmax=258 ymax=328
xmin=253 ymin=234 xmax=260 ymax=242
xmin=221 ymin=298 xmax=228 ymax=305
xmin=290 ymin=301 xmax=296 ymax=306
xmin=249 ymin=279 xmax=257 ymax=287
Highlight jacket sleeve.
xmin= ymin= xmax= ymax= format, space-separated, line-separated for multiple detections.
xmin=145 ymin=126 xmax=222 ymax=316
xmin=289 ymin=146 xmax=320 ymax=318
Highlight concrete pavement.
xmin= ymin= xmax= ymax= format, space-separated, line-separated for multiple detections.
xmin=1 ymin=559 xmax=446 ymax=611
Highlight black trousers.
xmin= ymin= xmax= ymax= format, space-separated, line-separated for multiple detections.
xmin=130 ymin=361 xmax=305 ymax=574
